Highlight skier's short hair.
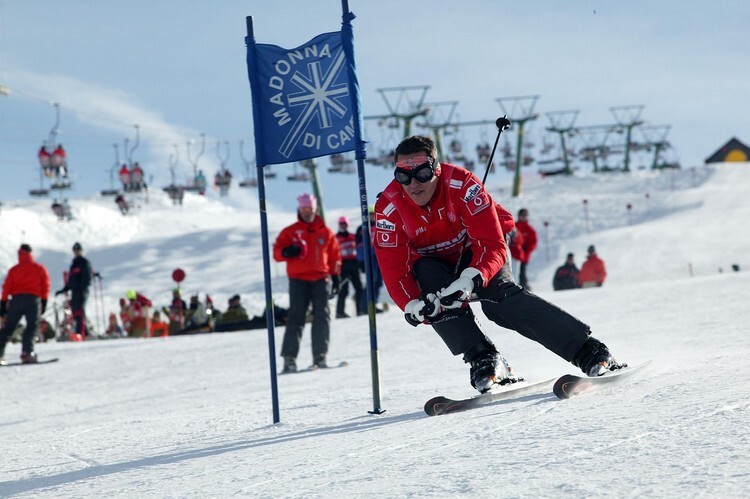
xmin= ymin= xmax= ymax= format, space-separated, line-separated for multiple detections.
xmin=394 ymin=135 xmax=437 ymax=163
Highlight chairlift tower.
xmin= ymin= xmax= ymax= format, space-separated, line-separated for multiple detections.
xmin=372 ymin=85 xmax=431 ymax=139
xmin=415 ymin=101 xmax=459 ymax=159
xmin=610 ymin=105 xmax=644 ymax=172
xmin=497 ymin=95 xmax=539 ymax=197
xmin=639 ymin=124 xmax=672 ymax=170
xmin=575 ymin=124 xmax=621 ymax=173
xmin=545 ymin=110 xmax=579 ymax=175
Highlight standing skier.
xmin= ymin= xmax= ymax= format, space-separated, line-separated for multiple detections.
xmin=0 ymin=244 xmax=51 ymax=365
xmin=513 ymin=208 xmax=537 ymax=290
xmin=579 ymin=245 xmax=607 ymax=288
xmin=334 ymin=216 xmax=364 ymax=318
xmin=372 ymin=135 xmax=623 ymax=393
xmin=55 ymin=242 xmax=94 ymax=337
xmin=273 ymin=193 xmax=341 ymax=372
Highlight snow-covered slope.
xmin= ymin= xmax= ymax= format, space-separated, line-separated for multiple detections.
xmin=1 ymin=163 xmax=749 ymax=497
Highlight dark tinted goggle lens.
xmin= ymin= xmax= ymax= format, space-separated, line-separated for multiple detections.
xmin=394 ymin=161 xmax=434 ymax=185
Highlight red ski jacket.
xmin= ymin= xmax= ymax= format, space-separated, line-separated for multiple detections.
xmin=373 ymin=162 xmax=514 ymax=310
xmin=1 ymin=249 xmax=51 ymax=300
xmin=274 ymin=214 xmax=341 ymax=282
xmin=514 ymin=220 xmax=538 ymax=264
xmin=578 ymin=254 xmax=607 ymax=286
xmin=336 ymin=231 xmax=358 ymax=261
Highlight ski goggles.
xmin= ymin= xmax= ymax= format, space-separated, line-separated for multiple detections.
xmin=394 ymin=157 xmax=436 ymax=185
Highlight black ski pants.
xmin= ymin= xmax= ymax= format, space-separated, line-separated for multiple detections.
xmin=336 ymin=259 xmax=364 ymax=316
xmin=412 ymin=249 xmax=590 ymax=363
xmin=0 ymin=294 xmax=41 ymax=356
xmin=70 ymin=288 xmax=89 ymax=336
xmin=281 ymin=278 xmax=330 ymax=362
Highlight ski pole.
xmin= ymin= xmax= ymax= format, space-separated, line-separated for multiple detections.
xmin=481 ymin=116 xmax=511 ymax=185
xmin=438 ymin=116 xmax=511 ymax=309
xmin=95 ymin=274 xmax=105 ymax=336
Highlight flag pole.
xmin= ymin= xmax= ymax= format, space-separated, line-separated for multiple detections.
xmin=245 ymin=15 xmax=281 ymax=424
xmin=341 ymin=0 xmax=385 ymax=414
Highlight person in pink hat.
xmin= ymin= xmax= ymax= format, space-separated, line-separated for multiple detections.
xmin=273 ymin=193 xmax=342 ymax=372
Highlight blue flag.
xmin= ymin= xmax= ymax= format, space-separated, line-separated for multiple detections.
xmin=246 ymin=31 xmax=356 ymax=166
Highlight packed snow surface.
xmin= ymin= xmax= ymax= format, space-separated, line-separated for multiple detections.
xmin=1 ymin=164 xmax=749 ymax=497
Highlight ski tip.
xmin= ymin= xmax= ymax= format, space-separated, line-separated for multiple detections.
xmin=424 ymin=396 xmax=451 ymax=416
xmin=553 ymin=374 xmax=588 ymax=399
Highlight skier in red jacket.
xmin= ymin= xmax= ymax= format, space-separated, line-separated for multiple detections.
xmin=334 ymin=216 xmax=364 ymax=318
xmin=373 ymin=135 xmax=623 ymax=393
xmin=513 ymin=208 xmax=538 ymax=290
xmin=578 ymin=245 xmax=607 ymax=287
xmin=273 ymin=193 xmax=341 ymax=372
xmin=0 ymin=244 xmax=51 ymax=364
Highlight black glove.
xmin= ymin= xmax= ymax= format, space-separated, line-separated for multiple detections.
xmin=330 ymin=275 xmax=341 ymax=296
xmin=0 ymin=300 xmax=6 ymax=318
xmin=55 ymin=289 xmax=65 ymax=296
xmin=41 ymin=299 xmax=47 ymax=315
xmin=281 ymin=245 xmax=302 ymax=258
xmin=94 ymin=272 xmax=102 ymax=279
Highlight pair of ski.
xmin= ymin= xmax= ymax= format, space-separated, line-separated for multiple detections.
xmin=279 ymin=360 xmax=349 ymax=375
xmin=0 ymin=358 xmax=60 ymax=367
xmin=424 ymin=361 xmax=650 ymax=416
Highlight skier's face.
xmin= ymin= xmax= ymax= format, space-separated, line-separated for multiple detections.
xmin=396 ymin=152 xmax=439 ymax=207
xmin=299 ymin=207 xmax=315 ymax=223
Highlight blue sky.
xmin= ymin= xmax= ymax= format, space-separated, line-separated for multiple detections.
xmin=1 ymin=0 xmax=748 ymax=210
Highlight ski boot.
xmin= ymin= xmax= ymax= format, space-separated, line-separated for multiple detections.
xmin=21 ymin=352 xmax=38 ymax=364
xmin=312 ymin=356 xmax=327 ymax=369
xmin=281 ymin=357 xmax=297 ymax=374
xmin=465 ymin=341 xmax=522 ymax=393
xmin=574 ymin=337 xmax=624 ymax=376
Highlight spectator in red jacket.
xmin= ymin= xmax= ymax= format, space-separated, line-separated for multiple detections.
xmin=579 ymin=245 xmax=607 ymax=287
xmin=513 ymin=208 xmax=538 ymax=290
xmin=273 ymin=193 xmax=341 ymax=373
xmin=125 ymin=289 xmax=152 ymax=337
xmin=334 ymin=216 xmax=364 ymax=318
xmin=0 ymin=244 xmax=51 ymax=364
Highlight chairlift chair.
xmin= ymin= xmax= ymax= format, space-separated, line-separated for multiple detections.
xmin=239 ymin=178 xmax=258 ymax=188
